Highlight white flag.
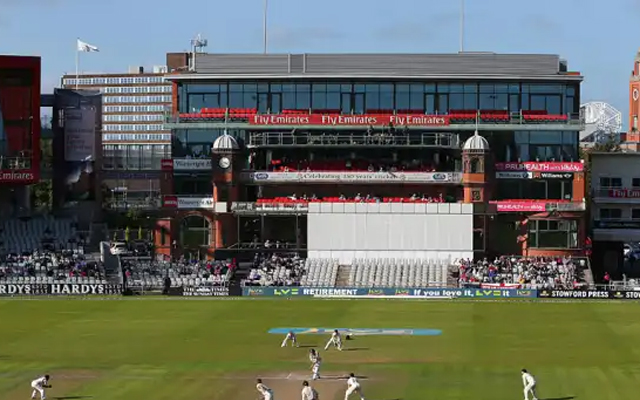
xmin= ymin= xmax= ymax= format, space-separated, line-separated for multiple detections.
xmin=77 ymin=39 xmax=99 ymax=52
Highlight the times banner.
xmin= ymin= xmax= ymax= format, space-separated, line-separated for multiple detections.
xmin=538 ymin=289 xmax=640 ymax=299
xmin=0 ymin=283 xmax=122 ymax=296
xmin=243 ymin=286 xmax=538 ymax=298
xmin=166 ymin=285 xmax=242 ymax=296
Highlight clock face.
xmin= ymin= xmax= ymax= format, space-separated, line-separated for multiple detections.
xmin=219 ymin=157 xmax=230 ymax=169
xmin=634 ymin=88 xmax=639 ymax=101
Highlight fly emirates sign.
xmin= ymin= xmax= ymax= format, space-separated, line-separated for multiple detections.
xmin=250 ymin=114 xmax=450 ymax=126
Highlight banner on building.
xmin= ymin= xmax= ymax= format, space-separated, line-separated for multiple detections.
xmin=161 ymin=158 xmax=212 ymax=171
xmin=494 ymin=162 xmax=583 ymax=172
xmin=0 ymin=283 xmax=122 ymax=296
xmin=241 ymin=171 xmax=461 ymax=184
xmin=162 ymin=196 xmax=212 ymax=209
xmin=242 ymin=286 xmax=537 ymax=298
xmin=492 ymin=200 xmax=585 ymax=213
xmin=64 ymin=107 xmax=96 ymax=161
xmin=249 ymin=114 xmax=450 ymax=127
xmin=495 ymin=172 xmax=533 ymax=179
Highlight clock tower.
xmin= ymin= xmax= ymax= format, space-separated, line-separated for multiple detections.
xmin=211 ymin=133 xmax=240 ymax=249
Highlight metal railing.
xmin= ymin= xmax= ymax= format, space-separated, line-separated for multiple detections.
xmin=248 ymin=132 xmax=460 ymax=148
xmin=164 ymin=109 xmax=585 ymax=127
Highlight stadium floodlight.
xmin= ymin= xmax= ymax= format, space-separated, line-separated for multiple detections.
xmin=580 ymin=102 xmax=622 ymax=143
xmin=189 ymin=34 xmax=208 ymax=71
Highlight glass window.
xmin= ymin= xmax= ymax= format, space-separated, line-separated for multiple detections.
xmin=633 ymin=178 xmax=640 ymax=187
xmin=528 ymin=219 xmax=578 ymax=248
xmin=599 ymin=208 xmax=622 ymax=220
xmin=379 ymin=84 xmax=393 ymax=109
xmin=599 ymin=177 xmax=622 ymax=188
xmin=632 ymin=209 xmax=640 ymax=219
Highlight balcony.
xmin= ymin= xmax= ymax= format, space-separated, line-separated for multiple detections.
xmin=164 ymin=108 xmax=585 ymax=131
xmin=247 ymin=131 xmax=459 ymax=148
xmin=592 ymin=219 xmax=640 ymax=242
xmin=239 ymin=170 xmax=462 ymax=184
xmin=592 ymin=188 xmax=640 ymax=204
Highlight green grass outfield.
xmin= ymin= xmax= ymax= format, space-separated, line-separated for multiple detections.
xmin=0 ymin=298 xmax=639 ymax=400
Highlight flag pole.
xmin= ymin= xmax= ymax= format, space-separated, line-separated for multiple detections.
xmin=263 ymin=0 xmax=268 ymax=54
xmin=75 ymin=38 xmax=79 ymax=89
xmin=459 ymin=0 xmax=465 ymax=52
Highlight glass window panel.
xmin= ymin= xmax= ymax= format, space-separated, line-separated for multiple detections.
xmin=437 ymin=94 xmax=448 ymax=113
xmin=425 ymin=84 xmax=436 ymax=93
xmin=283 ymin=84 xmax=295 ymax=92
xmin=243 ymin=92 xmax=257 ymax=108
xmin=312 ymin=91 xmax=327 ymax=109
xmin=229 ymin=91 xmax=243 ymax=108
xmin=270 ymin=83 xmax=282 ymax=92
xmin=494 ymin=93 xmax=508 ymax=110
xmin=379 ymin=89 xmax=393 ymax=109
xmin=463 ymin=84 xmax=477 ymax=93
xmin=530 ymin=95 xmax=546 ymax=110
xmin=546 ymin=95 xmax=561 ymax=114
xmin=410 ymin=92 xmax=424 ymax=111
xmin=449 ymin=93 xmax=464 ymax=110
xmin=410 ymin=83 xmax=424 ymax=93
xmin=450 ymin=84 xmax=463 ymax=93
xmin=479 ymin=93 xmax=494 ymax=109
xmin=341 ymin=84 xmax=352 ymax=92
xmin=327 ymin=84 xmax=340 ymax=93
xmin=366 ymin=90 xmax=379 ymax=110
xmin=479 ymin=84 xmax=494 ymax=93
xmin=326 ymin=92 xmax=340 ymax=109
xmin=509 ymin=84 xmax=520 ymax=93
xmin=397 ymin=84 xmax=410 ymax=93
xmin=495 ymin=84 xmax=508 ymax=93
xmin=396 ymin=91 xmax=410 ymax=109
xmin=283 ymin=92 xmax=296 ymax=109
xmin=436 ymin=83 xmax=448 ymax=92
xmin=425 ymin=94 xmax=435 ymax=113
xmin=463 ymin=93 xmax=477 ymax=109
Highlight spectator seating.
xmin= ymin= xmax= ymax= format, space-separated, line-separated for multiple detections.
xmin=347 ymin=258 xmax=449 ymax=288
xmin=0 ymin=250 xmax=106 ymax=285
xmin=244 ymin=254 xmax=306 ymax=286
xmin=268 ymin=159 xmax=438 ymax=172
xmin=0 ymin=216 xmax=83 ymax=254
xmin=299 ymin=258 xmax=339 ymax=287
xmin=256 ymin=195 xmax=446 ymax=204
xmin=122 ymin=258 xmax=232 ymax=288
xmin=454 ymin=256 xmax=588 ymax=289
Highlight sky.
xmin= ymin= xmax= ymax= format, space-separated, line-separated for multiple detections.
xmin=1 ymin=0 xmax=638 ymax=128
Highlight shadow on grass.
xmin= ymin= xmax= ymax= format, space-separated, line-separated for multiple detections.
xmin=297 ymin=345 xmax=315 ymax=348
xmin=542 ymin=397 xmax=575 ymax=400
xmin=52 ymin=396 xmax=93 ymax=400
xmin=344 ymin=347 xmax=368 ymax=352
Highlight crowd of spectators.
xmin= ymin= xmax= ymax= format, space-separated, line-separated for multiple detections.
xmin=243 ymin=253 xmax=306 ymax=286
xmin=121 ymin=257 xmax=234 ymax=288
xmin=0 ymin=250 xmax=104 ymax=283
xmin=453 ymin=256 xmax=587 ymax=289
xmin=266 ymin=159 xmax=445 ymax=173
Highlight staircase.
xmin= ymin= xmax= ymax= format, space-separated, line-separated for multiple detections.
xmin=335 ymin=265 xmax=352 ymax=287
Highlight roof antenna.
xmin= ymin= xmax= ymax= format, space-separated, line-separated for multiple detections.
xmin=190 ymin=34 xmax=208 ymax=72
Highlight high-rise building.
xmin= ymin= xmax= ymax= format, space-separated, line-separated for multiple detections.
xmin=60 ymin=67 xmax=172 ymax=170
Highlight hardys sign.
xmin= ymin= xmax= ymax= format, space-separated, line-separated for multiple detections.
xmin=242 ymin=286 xmax=538 ymax=298
xmin=0 ymin=283 xmax=123 ymax=296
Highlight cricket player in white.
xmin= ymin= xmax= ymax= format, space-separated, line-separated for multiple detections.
xmin=281 ymin=330 xmax=299 ymax=347
xmin=309 ymin=349 xmax=322 ymax=380
xmin=301 ymin=380 xmax=318 ymax=400
xmin=345 ymin=373 xmax=365 ymax=400
xmin=324 ymin=329 xmax=343 ymax=351
xmin=31 ymin=374 xmax=51 ymax=400
xmin=521 ymin=369 xmax=538 ymax=400
xmin=256 ymin=378 xmax=274 ymax=400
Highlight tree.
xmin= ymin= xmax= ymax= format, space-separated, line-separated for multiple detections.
xmin=32 ymin=180 xmax=53 ymax=211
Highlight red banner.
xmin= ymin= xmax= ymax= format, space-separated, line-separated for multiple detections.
xmin=249 ymin=114 xmax=450 ymax=126
xmin=160 ymin=159 xmax=173 ymax=171
xmin=0 ymin=170 xmax=36 ymax=183
xmin=495 ymin=162 xmax=583 ymax=172
xmin=162 ymin=196 xmax=178 ymax=208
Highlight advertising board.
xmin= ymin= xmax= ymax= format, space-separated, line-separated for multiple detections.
xmin=0 ymin=283 xmax=122 ymax=296
xmin=242 ymin=286 xmax=537 ymax=298
xmin=537 ymin=289 xmax=640 ymax=299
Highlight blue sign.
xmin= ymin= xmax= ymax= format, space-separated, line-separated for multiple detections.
xmin=242 ymin=286 xmax=537 ymax=298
